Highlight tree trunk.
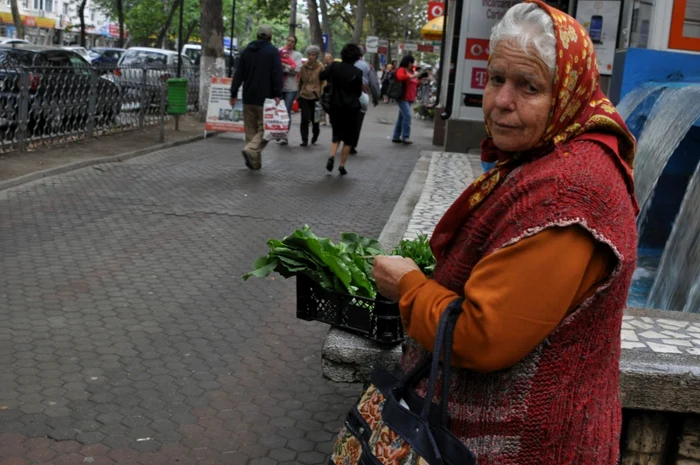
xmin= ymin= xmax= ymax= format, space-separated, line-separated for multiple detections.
xmin=289 ymin=0 xmax=297 ymax=37
xmin=183 ymin=21 xmax=197 ymax=47
xmin=79 ymin=0 xmax=87 ymax=47
xmin=319 ymin=0 xmax=332 ymax=54
xmin=9 ymin=0 xmax=23 ymax=40
xmin=116 ymin=0 xmax=124 ymax=47
xmin=156 ymin=0 xmax=180 ymax=48
xmin=198 ymin=0 xmax=225 ymax=120
xmin=351 ymin=0 xmax=365 ymax=45
xmin=307 ymin=0 xmax=323 ymax=48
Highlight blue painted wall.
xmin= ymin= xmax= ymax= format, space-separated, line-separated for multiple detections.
xmin=609 ymin=48 xmax=700 ymax=105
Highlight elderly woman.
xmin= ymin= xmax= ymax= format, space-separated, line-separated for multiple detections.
xmin=298 ymin=45 xmax=325 ymax=146
xmin=372 ymin=1 xmax=638 ymax=462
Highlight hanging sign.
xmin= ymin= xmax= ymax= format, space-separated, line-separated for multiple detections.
xmin=428 ymin=1 xmax=445 ymax=21
xmin=365 ymin=36 xmax=379 ymax=54
xmin=404 ymin=42 xmax=418 ymax=52
xmin=378 ymin=39 xmax=389 ymax=54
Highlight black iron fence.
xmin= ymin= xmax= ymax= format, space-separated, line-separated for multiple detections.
xmin=0 ymin=64 xmax=200 ymax=153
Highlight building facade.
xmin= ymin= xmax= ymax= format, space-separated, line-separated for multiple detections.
xmin=0 ymin=0 xmax=117 ymax=47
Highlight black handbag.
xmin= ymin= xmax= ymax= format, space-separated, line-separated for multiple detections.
xmin=386 ymin=77 xmax=406 ymax=100
xmin=329 ymin=298 xmax=476 ymax=465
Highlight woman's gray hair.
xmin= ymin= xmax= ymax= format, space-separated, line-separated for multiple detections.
xmin=490 ymin=3 xmax=556 ymax=72
xmin=306 ymin=45 xmax=321 ymax=57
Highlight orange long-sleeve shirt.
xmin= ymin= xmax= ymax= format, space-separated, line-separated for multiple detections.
xmin=398 ymin=226 xmax=615 ymax=373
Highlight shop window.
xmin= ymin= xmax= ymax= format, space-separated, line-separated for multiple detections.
xmin=629 ymin=0 xmax=653 ymax=49
xmin=670 ymin=0 xmax=700 ymax=51
xmin=44 ymin=0 xmax=51 ymax=11
xmin=62 ymin=3 xmax=69 ymax=15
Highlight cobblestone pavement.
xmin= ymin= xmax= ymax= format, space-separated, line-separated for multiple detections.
xmin=0 ymin=104 xmax=426 ymax=464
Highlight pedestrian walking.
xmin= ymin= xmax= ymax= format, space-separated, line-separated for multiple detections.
xmin=321 ymin=53 xmax=334 ymax=125
xmin=380 ymin=63 xmax=394 ymax=103
xmin=391 ymin=55 xmax=426 ymax=145
xmin=230 ymin=25 xmax=283 ymax=170
xmin=280 ymin=35 xmax=303 ymax=146
xmin=298 ymin=45 xmax=325 ymax=147
xmin=319 ymin=43 xmax=363 ymax=176
xmin=350 ymin=46 xmax=380 ymax=155
xmin=368 ymin=2 xmax=638 ymax=463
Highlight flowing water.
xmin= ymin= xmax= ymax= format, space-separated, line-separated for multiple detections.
xmin=616 ymin=85 xmax=658 ymax=121
xmin=634 ymin=86 xmax=700 ymax=215
xmin=647 ymin=159 xmax=700 ymax=311
xmin=621 ymin=84 xmax=700 ymax=311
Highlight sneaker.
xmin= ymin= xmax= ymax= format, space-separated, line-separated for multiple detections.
xmin=391 ymin=139 xmax=402 ymax=143
xmin=349 ymin=148 xmax=357 ymax=155
xmin=326 ymin=157 xmax=335 ymax=172
xmin=280 ymin=139 xmax=288 ymax=146
xmin=300 ymin=141 xmax=308 ymax=147
xmin=402 ymin=139 xmax=413 ymax=145
xmin=339 ymin=166 xmax=347 ymax=176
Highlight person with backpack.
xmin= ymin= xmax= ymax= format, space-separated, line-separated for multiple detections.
xmin=319 ymin=43 xmax=363 ymax=176
xmin=389 ymin=55 xmax=427 ymax=145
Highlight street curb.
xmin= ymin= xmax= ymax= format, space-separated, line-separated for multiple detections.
xmin=378 ymin=150 xmax=432 ymax=251
xmin=0 ymin=133 xmax=213 ymax=192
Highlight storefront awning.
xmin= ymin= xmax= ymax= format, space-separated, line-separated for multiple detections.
xmin=421 ymin=15 xmax=444 ymax=42
xmin=0 ymin=12 xmax=55 ymax=29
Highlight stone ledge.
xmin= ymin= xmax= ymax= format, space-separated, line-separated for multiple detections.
xmin=322 ymin=306 xmax=700 ymax=414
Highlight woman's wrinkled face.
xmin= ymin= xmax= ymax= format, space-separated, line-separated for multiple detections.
xmin=307 ymin=52 xmax=318 ymax=64
xmin=483 ymin=41 xmax=554 ymax=153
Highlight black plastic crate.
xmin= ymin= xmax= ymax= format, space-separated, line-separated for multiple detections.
xmin=296 ymin=274 xmax=405 ymax=345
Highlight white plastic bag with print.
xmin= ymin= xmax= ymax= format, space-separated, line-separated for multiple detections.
xmin=263 ymin=98 xmax=290 ymax=141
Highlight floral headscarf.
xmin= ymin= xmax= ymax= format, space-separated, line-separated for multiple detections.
xmin=430 ymin=0 xmax=637 ymax=259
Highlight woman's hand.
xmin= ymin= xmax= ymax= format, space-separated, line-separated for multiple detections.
xmin=371 ymin=255 xmax=421 ymax=301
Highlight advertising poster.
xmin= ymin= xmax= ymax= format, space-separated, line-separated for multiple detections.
xmin=366 ymin=36 xmax=379 ymax=54
xmin=205 ymin=77 xmax=245 ymax=133
xmin=456 ymin=0 xmax=519 ymax=119
xmin=575 ymin=0 xmax=621 ymax=76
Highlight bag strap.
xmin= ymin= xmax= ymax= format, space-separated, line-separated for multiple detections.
xmin=419 ymin=298 xmax=464 ymax=422
xmin=438 ymin=300 xmax=462 ymax=427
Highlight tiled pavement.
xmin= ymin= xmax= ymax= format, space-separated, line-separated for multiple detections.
xmin=0 ymin=104 xmax=425 ymax=464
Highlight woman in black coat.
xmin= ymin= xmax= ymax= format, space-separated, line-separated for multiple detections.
xmin=319 ymin=43 xmax=363 ymax=176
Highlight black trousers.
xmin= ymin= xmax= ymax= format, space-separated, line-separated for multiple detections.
xmin=298 ymin=97 xmax=320 ymax=143
xmin=355 ymin=110 xmax=365 ymax=149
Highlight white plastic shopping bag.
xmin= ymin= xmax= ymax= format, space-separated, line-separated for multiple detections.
xmin=313 ymin=101 xmax=324 ymax=124
xmin=263 ymin=98 xmax=290 ymax=141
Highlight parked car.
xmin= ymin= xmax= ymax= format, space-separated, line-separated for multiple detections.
xmin=62 ymin=46 xmax=90 ymax=60
xmin=0 ymin=45 xmax=121 ymax=136
xmin=88 ymin=47 xmax=126 ymax=69
xmin=0 ymin=39 xmax=31 ymax=46
xmin=113 ymin=47 xmax=196 ymax=110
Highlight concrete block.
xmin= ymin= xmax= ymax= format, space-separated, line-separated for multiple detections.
xmin=678 ymin=415 xmax=700 ymax=462
xmin=321 ymin=328 xmax=402 ymax=384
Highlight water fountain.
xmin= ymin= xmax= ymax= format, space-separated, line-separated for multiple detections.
xmin=610 ymin=49 xmax=700 ymax=312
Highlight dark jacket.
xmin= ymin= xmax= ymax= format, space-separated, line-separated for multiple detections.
xmin=231 ymin=39 xmax=283 ymax=106
xmin=319 ymin=62 xmax=362 ymax=110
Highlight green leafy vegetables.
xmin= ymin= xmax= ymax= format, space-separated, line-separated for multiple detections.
xmin=243 ymin=226 xmax=436 ymax=298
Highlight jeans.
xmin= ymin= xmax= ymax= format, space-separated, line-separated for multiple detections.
xmin=298 ymin=97 xmax=320 ymax=143
xmin=392 ymin=100 xmax=412 ymax=141
xmin=282 ymin=91 xmax=297 ymax=131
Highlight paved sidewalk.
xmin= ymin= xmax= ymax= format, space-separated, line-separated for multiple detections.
xmin=0 ymin=104 xmax=428 ymax=464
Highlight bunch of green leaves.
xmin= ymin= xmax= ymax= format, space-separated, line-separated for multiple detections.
xmin=243 ymin=226 xmax=385 ymax=298
xmin=391 ymin=234 xmax=436 ymax=275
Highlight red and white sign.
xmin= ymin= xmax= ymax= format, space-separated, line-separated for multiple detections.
xmin=378 ymin=39 xmax=389 ymax=55
xmin=471 ymin=67 xmax=488 ymax=89
xmin=417 ymin=43 xmax=434 ymax=53
xmin=465 ymin=38 xmax=490 ymax=61
xmin=205 ymin=77 xmax=245 ymax=133
xmin=428 ymin=1 xmax=445 ymax=21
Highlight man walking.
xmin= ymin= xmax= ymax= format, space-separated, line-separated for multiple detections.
xmin=230 ymin=25 xmax=283 ymax=170
xmin=352 ymin=46 xmax=380 ymax=155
